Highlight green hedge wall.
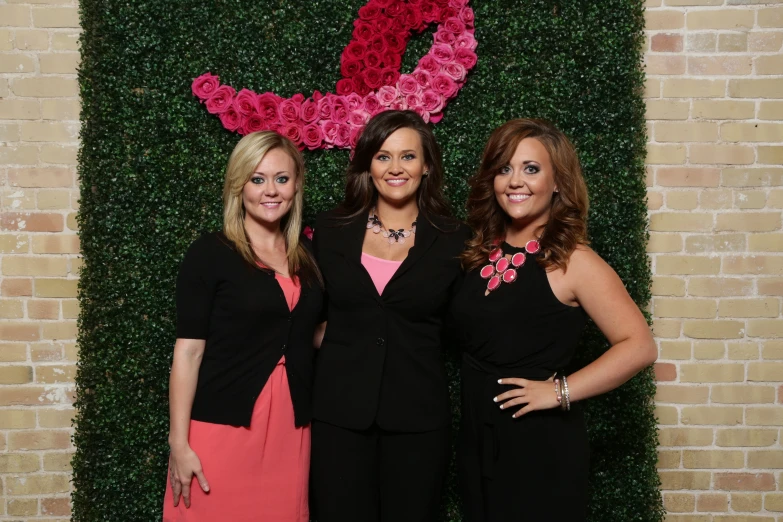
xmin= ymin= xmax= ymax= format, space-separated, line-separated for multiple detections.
xmin=74 ymin=0 xmax=661 ymax=520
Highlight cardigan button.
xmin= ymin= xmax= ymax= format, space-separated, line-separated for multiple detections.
xmin=376 ymin=337 xmax=385 ymax=346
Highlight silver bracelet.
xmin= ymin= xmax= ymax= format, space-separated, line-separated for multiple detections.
xmin=561 ymin=375 xmax=571 ymax=412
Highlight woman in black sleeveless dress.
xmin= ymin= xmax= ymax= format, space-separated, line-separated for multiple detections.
xmin=452 ymin=119 xmax=656 ymax=521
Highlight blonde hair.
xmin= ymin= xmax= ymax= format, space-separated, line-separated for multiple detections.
xmin=222 ymin=131 xmax=321 ymax=285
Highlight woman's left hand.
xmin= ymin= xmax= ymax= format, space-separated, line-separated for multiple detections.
xmin=494 ymin=377 xmax=560 ymax=418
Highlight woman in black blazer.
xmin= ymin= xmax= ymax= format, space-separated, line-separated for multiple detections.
xmin=310 ymin=110 xmax=470 ymax=522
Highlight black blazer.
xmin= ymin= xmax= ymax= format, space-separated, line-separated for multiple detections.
xmin=177 ymin=232 xmax=323 ymax=428
xmin=312 ymin=209 xmax=471 ymax=432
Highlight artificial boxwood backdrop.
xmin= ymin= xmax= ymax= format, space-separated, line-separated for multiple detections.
xmin=74 ymin=0 xmax=662 ymax=520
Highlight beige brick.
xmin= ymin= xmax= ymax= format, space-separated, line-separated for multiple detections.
xmin=735 ymin=190 xmax=766 ymax=209
xmin=0 ymin=454 xmax=39 ymax=473
xmin=717 ymin=429 xmax=778 ymax=447
xmin=748 ymin=320 xmax=783 ymax=338
xmin=750 ymin=234 xmax=783 ymax=252
xmin=31 ymin=342 xmax=64 ymax=362
xmin=8 ymin=167 xmax=73 ymax=188
xmin=659 ymin=470 xmax=712 ymax=489
xmin=687 ymin=33 xmax=717 ymax=52
xmin=697 ymin=493 xmax=728 ymax=512
xmin=1 ymin=212 xmax=63 ymax=233
xmin=759 ymin=101 xmax=783 ymax=121
xmin=0 ymin=144 xmax=39 ymax=166
xmin=690 ymin=278 xmax=750 ymax=300
xmin=62 ymin=299 xmax=78 ymax=319
xmin=8 ymin=429 xmax=70 ymax=450
xmin=713 ymin=385 xmax=776 ymax=404
xmin=657 ymin=404 xmax=679 ymax=424
xmin=728 ymin=342 xmax=760 ymax=360
xmin=718 ymin=32 xmax=748 ymax=52
xmin=680 ymin=363 xmax=745 ymax=381
xmin=52 ymin=31 xmax=79 ymax=51
xmin=687 ymin=10 xmax=755 ymax=29
xmin=646 ymin=99 xmax=689 ymax=120
xmin=36 ymin=364 xmax=75 ymax=384
xmin=645 ymin=77 xmax=661 ymax=98
xmin=715 ymin=473 xmax=776 ymax=491
xmin=729 ymin=79 xmax=783 ymax=98
xmin=656 ymin=385 xmax=709 ymax=404
xmin=655 ymin=298 xmax=716 ymax=318
xmin=42 ymin=497 xmax=71 ymax=517
xmin=749 ymin=31 xmax=783 ymax=52
xmin=691 ymin=144 xmax=755 ymax=165
xmin=28 ymin=299 xmax=59 ymax=320
xmin=724 ymin=255 xmax=783 ymax=275
xmin=34 ymin=278 xmax=77 ymax=298
xmin=765 ymin=493 xmax=783 ymax=511
xmin=0 ymin=409 xmax=36 ymax=430
xmin=684 ymin=320 xmax=744 ymax=339
xmin=700 ymin=189 xmax=733 ymax=209
xmin=658 ymin=168 xmax=720 ymax=188
xmin=11 ymin=77 xmax=78 ymax=98
xmin=39 ymin=52 xmax=79 ymax=74
xmin=689 ymin=56 xmax=752 ymax=75
xmin=656 ymin=122 xmax=718 ymax=142
xmin=658 ymin=256 xmax=720 ymax=275
xmin=7 ymin=498 xmax=38 ymax=516
xmin=694 ymin=341 xmax=725 ymax=359
xmin=38 ymin=408 xmax=74 ymax=428
xmin=759 ymin=146 xmax=783 ymax=165
xmin=646 ymin=55 xmax=686 ymax=75
xmin=0 ymin=53 xmax=35 ymax=73
xmin=660 ymin=340 xmax=692 ymax=359
xmin=0 ymin=234 xmax=29 ymax=254
xmin=37 ymin=190 xmax=71 ymax=209
xmin=2 ymin=256 xmax=68 ymax=277
xmin=693 ymin=100 xmax=755 ymax=120
xmin=719 ymin=298 xmax=779 ymax=318
xmin=32 ymin=7 xmax=79 ymax=28
xmin=756 ymin=54 xmax=783 ymax=76
xmin=67 ymin=211 xmax=77 ymax=231
xmin=647 ymin=144 xmax=686 ymax=164
xmin=64 ymin=341 xmax=77 ymax=361
xmin=43 ymin=452 xmax=72 ymax=472
xmin=41 ymin=99 xmax=80 ymax=120
xmin=6 ymin=474 xmax=70 ymax=495
xmin=658 ymin=450 xmax=681 ymax=469
xmin=682 ymin=405 xmax=743 ymax=425
xmin=1 ymin=278 xmax=31 ymax=297
xmin=1 ymin=188 xmax=37 ymax=211
xmin=664 ymin=492 xmax=696 ymax=512
xmin=0 ymin=5 xmax=31 ymax=26
xmin=1 ymin=122 xmax=20 ymax=141
xmin=647 ymin=191 xmax=663 ymax=210
xmin=0 ymin=99 xmax=41 ymax=120
xmin=683 ymin=450 xmax=744 ymax=469
xmin=0 ymin=297 xmax=24 ymax=318
xmin=650 ymin=213 xmax=712 ymax=232
xmin=747 ymin=407 xmax=783 ymax=425
xmin=748 ymin=362 xmax=783 ymax=381
xmin=722 ymin=123 xmax=783 ymax=143
xmin=20 ymin=121 xmax=78 ymax=143
xmin=14 ymin=29 xmax=48 ymax=50
xmin=0 ymin=366 xmax=32 ymax=384
xmin=0 ymin=29 xmax=13 ymax=50
xmin=730 ymin=493 xmax=762 ymax=512
xmin=652 ymin=276 xmax=687 ymax=296
xmin=32 ymin=235 xmax=79 ymax=254
xmin=685 ymin=234 xmax=745 ymax=253
xmin=748 ymin=451 xmax=783 ymax=469
xmin=655 ymin=361 xmax=678 ymax=380
xmin=41 ymin=144 xmax=77 ymax=165
xmin=759 ymin=6 xmax=783 ymax=28
xmin=0 ymin=322 xmax=40 ymax=341
xmin=42 ymin=320 xmax=77 ymax=340
xmin=664 ymin=516 xmax=711 ymax=522
xmin=664 ymin=79 xmax=725 ymax=98
xmin=646 ymin=10 xmax=685 ymax=30
xmin=763 ymin=341 xmax=783 ymax=359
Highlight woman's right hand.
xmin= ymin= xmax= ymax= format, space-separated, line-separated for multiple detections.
xmin=169 ymin=445 xmax=210 ymax=508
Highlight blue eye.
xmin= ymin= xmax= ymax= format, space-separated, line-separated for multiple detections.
xmin=376 ymin=154 xmax=389 ymax=161
xmin=525 ymin=165 xmax=540 ymax=174
xmin=276 ymin=176 xmax=290 ymax=183
xmin=251 ymin=177 xmax=263 ymax=184
xmin=499 ymin=165 xmax=512 ymax=175
xmin=403 ymin=153 xmax=415 ymax=160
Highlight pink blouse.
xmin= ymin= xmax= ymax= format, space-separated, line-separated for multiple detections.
xmin=361 ymin=252 xmax=403 ymax=295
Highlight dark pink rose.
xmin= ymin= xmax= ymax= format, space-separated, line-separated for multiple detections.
xmin=434 ymin=0 xmax=449 ymax=6
xmin=349 ymin=109 xmax=370 ymax=126
xmin=403 ymin=6 xmax=424 ymax=30
xmin=312 ymin=90 xmax=324 ymax=102
xmin=381 ymin=68 xmax=400 ymax=86
xmin=205 ymin=85 xmax=236 ymax=114
xmin=383 ymin=50 xmax=402 ymax=69
xmin=398 ymin=74 xmax=420 ymax=95
xmin=346 ymin=41 xmax=367 ymax=61
xmin=241 ymin=113 xmax=266 ymax=134
xmin=303 ymin=226 xmax=314 ymax=240
xmin=364 ymin=50 xmax=382 ymax=69
xmin=278 ymin=98 xmax=301 ymax=123
xmin=364 ymin=93 xmax=382 ymax=114
xmin=353 ymin=22 xmax=375 ymax=42
xmin=292 ymin=93 xmax=305 ymax=104
xmin=384 ymin=33 xmax=405 ymax=53
xmin=320 ymin=120 xmax=339 ymax=144
xmin=412 ymin=69 xmax=432 ymax=88
xmin=346 ymin=93 xmax=364 ymax=112
xmin=455 ymin=32 xmax=477 ymax=50
xmin=390 ymin=17 xmax=408 ymax=35
xmin=443 ymin=62 xmax=467 ymax=82
xmin=432 ymin=73 xmax=458 ymax=98
xmin=411 ymin=105 xmax=430 ymax=123
xmin=372 ymin=0 xmax=394 ymax=7
xmin=365 ymin=67 xmax=383 ymax=88
xmin=390 ymin=99 xmax=407 ymax=110
xmin=336 ymin=78 xmax=355 ymax=96
xmin=440 ymin=7 xmax=458 ymax=20
xmin=431 ymin=43 xmax=455 ymax=64
xmin=317 ymin=95 xmax=333 ymax=120
xmin=420 ymin=2 xmax=440 ymax=22
xmin=408 ymin=0 xmax=423 ymax=5
xmin=331 ymin=96 xmax=350 ymax=123
xmin=257 ymin=92 xmax=281 ymax=124
xmin=302 ymin=123 xmax=324 ymax=150
xmin=234 ymin=89 xmax=259 ymax=116
xmin=282 ymin=123 xmax=304 ymax=149
xmin=219 ymin=106 xmax=242 ymax=131
xmin=385 ymin=3 xmax=404 ymax=18
xmin=192 ymin=72 xmax=220 ymax=99
xmin=444 ymin=17 xmax=466 ymax=34
xmin=449 ymin=0 xmax=468 ymax=8
xmin=459 ymin=6 xmax=475 ymax=26
xmin=455 ymin=47 xmax=478 ymax=69
xmin=405 ymin=93 xmax=423 ymax=110
xmin=421 ymin=89 xmax=444 ymax=113
xmin=377 ymin=85 xmax=399 ymax=106
xmin=341 ymin=59 xmax=362 ymax=78
xmin=370 ymin=34 xmax=388 ymax=53
xmin=434 ymin=29 xmax=457 ymax=45
xmin=349 ymin=125 xmax=364 ymax=149
xmin=430 ymin=112 xmax=444 ymax=123
xmin=359 ymin=4 xmax=382 ymax=20
xmin=301 ymin=98 xmax=319 ymax=123
xmin=373 ymin=15 xmax=393 ymax=34
xmin=351 ymin=74 xmax=372 ymax=96
xmin=419 ymin=54 xmax=442 ymax=75
xmin=334 ymin=123 xmax=352 ymax=148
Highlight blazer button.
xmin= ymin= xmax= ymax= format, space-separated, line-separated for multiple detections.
xmin=281 ymin=344 xmax=287 ymax=351
xmin=376 ymin=337 xmax=385 ymax=346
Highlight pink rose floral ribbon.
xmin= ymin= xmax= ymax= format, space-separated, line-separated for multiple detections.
xmin=191 ymin=0 xmax=478 ymax=150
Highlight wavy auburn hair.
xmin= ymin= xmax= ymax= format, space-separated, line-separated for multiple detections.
xmin=222 ymin=131 xmax=322 ymax=286
xmin=461 ymin=118 xmax=589 ymax=272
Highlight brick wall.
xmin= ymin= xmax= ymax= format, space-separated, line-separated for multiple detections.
xmin=0 ymin=0 xmax=781 ymax=519
xmin=646 ymin=0 xmax=783 ymax=520
xmin=0 ymin=0 xmax=79 ymax=518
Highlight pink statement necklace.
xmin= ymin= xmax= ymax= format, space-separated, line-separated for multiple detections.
xmin=480 ymin=239 xmax=541 ymax=294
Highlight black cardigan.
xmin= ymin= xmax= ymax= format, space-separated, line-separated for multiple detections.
xmin=312 ymin=209 xmax=471 ymax=432
xmin=175 ymin=232 xmax=323 ymax=427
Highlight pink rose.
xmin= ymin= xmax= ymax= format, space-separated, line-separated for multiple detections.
xmin=421 ymin=90 xmax=444 ymax=113
xmin=336 ymin=78 xmax=355 ymax=96
xmin=353 ymin=22 xmax=375 ymax=43
xmin=345 ymin=41 xmax=367 ymax=61
xmin=349 ymin=109 xmax=370 ymax=126
xmin=459 ymin=6 xmax=475 ymax=26
xmin=390 ymin=99 xmax=407 ymax=111
xmin=431 ymin=43 xmax=455 ymax=64
xmin=398 ymin=74 xmax=421 ymax=96
xmin=440 ymin=7 xmax=458 ymax=19
xmin=341 ymin=59 xmax=362 ymax=78
xmin=219 ymin=106 xmax=242 ymax=131
xmin=419 ymin=54 xmax=442 ymax=76
xmin=430 ymin=112 xmax=444 ymax=123
xmin=449 ymin=0 xmax=468 ymax=8
xmin=317 ymin=95 xmax=333 ymax=120
xmin=302 ymin=124 xmax=324 ymax=150
xmin=382 ymin=50 xmax=401 ymax=69
xmin=301 ymin=98 xmax=319 ymax=123
xmin=365 ymin=67 xmax=383 ymax=89
xmin=386 ymin=3 xmax=404 ymax=18
xmin=282 ymin=123 xmax=304 ymax=149
xmin=384 ymin=33 xmax=405 ymax=53
xmin=241 ymin=113 xmax=266 ymax=134
xmin=278 ymin=98 xmax=301 ymax=123
xmin=192 ymin=72 xmax=220 ymax=99
xmin=303 ymin=226 xmax=314 ymax=240
xmin=312 ymin=90 xmax=324 ymax=102
xmin=405 ymin=93 xmax=423 ymax=110
xmin=331 ymin=96 xmax=351 ymax=123
xmin=351 ymin=74 xmax=372 ymax=96
xmin=432 ymin=73 xmax=458 ymax=98
xmin=412 ymin=105 xmax=430 ymax=123
xmin=444 ymin=17 xmax=466 ymax=35
xmin=377 ymin=85 xmax=399 ymax=106
xmin=364 ymin=50 xmax=383 ymax=69
xmin=334 ymin=123 xmax=352 ymax=148
xmin=455 ymin=47 xmax=477 ymax=69
xmin=257 ymin=92 xmax=281 ymax=124
xmin=381 ymin=68 xmax=401 ymax=86
xmin=349 ymin=125 xmax=364 ymax=149
xmin=364 ymin=93 xmax=382 ymax=115
xmin=373 ymin=16 xmax=392 ymax=34
xmin=434 ymin=29 xmax=457 ymax=45
xmin=346 ymin=93 xmax=364 ymax=112
xmin=234 ymin=89 xmax=259 ymax=116
xmin=359 ymin=4 xmax=382 ymax=20
xmin=443 ymin=62 xmax=467 ymax=82
xmin=412 ymin=69 xmax=432 ymax=88
xmin=455 ymin=32 xmax=477 ymax=51
xmin=370 ymin=34 xmax=387 ymax=53
xmin=292 ymin=93 xmax=305 ymax=103
xmin=205 ymin=85 xmax=236 ymax=114
xmin=320 ymin=120 xmax=339 ymax=144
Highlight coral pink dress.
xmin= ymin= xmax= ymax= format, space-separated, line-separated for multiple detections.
xmin=163 ymin=274 xmax=309 ymax=522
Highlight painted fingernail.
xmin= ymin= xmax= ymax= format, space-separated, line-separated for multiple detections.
xmin=493 ymin=396 xmax=498 ymax=402
xmin=497 ymin=379 xmax=502 ymax=384
xmin=499 ymin=404 xmax=504 ymax=409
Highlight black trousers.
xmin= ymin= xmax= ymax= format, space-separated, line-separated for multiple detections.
xmin=310 ymin=420 xmax=450 ymax=522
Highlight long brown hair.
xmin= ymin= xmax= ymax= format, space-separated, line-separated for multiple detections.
xmin=461 ymin=118 xmax=589 ymax=272
xmin=222 ymin=131 xmax=322 ymax=286
xmin=336 ymin=110 xmax=453 ymax=224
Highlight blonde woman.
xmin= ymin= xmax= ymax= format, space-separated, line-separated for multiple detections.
xmin=162 ymin=131 xmax=322 ymax=522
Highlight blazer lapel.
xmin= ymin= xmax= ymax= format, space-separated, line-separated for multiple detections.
xmin=341 ymin=214 xmax=384 ymax=302
xmin=386 ymin=212 xmax=438 ymax=286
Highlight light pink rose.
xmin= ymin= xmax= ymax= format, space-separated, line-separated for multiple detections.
xmin=364 ymin=50 xmax=382 ymax=69
xmin=390 ymin=99 xmax=407 ymax=110
xmin=336 ymin=78 xmax=355 ymax=96
xmin=282 ymin=123 xmax=304 ymax=149
xmin=233 ymin=89 xmax=258 ymax=116
xmin=257 ymin=92 xmax=281 ymax=124
xmin=455 ymin=47 xmax=477 ymax=69
xmin=303 ymin=226 xmax=314 ymax=240
xmin=317 ymin=95 xmax=333 ymax=120
xmin=219 ymin=106 xmax=242 ymax=131
xmin=353 ymin=22 xmax=375 ymax=43
xmin=419 ymin=54 xmax=442 ymax=76
xmin=278 ymin=98 xmax=301 ymax=123
xmin=382 ymin=50 xmax=401 ymax=69
xmin=381 ymin=68 xmax=400 ymax=86
xmin=349 ymin=125 xmax=364 ymax=149
xmin=346 ymin=93 xmax=364 ymax=112
xmin=365 ymin=67 xmax=383 ymax=89
xmin=444 ymin=17 xmax=466 ymax=35
xmin=398 ymin=74 xmax=421 ymax=96
xmin=301 ymin=98 xmax=319 ymax=123
xmin=412 ymin=69 xmax=432 ymax=88
xmin=421 ymin=90 xmax=444 ymax=113
xmin=377 ymin=85 xmax=400 ymax=106
xmin=320 ymin=120 xmax=339 ymax=144
xmin=432 ymin=73 xmax=458 ymax=98
xmin=412 ymin=105 xmax=430 ymax=123
xmin=443 ymin=62 xmax=467 ymax=82
xmin=449 ymin=0 xmax=468 ymax=8
xmin=459 ymin=6 xmax=475 ymax=26
xmin=431 ymin=44 xmax=455 ymax=64
xmin=241 ymin=113 xmax=266 ymax=134
xmin=455 ymin=32 xmax=478 ymax=51
xmin=430 ymin=112 xmax=444 ymax=123
xmin=434 ymin=29 xmax=457 ymax=45
xmin=192 ymin=72 xmax=220 ymax=99
xmin=405 ymin=93 xmax=423 ymax=110
xmin=205 ymin=85 xmax=236 ymax=114
xmin=364 ymin=93 xmax=382 ymax=115
xmin=302 ymin=124 xmax=324 ymax=150
xmin=349 ymin=109 xmax=370 ymax=126
xmin=331 ymin=96 xmax=350 ymax=123
xmin=341 ymin=59 xmax=362 ymax=78
xmin=334 ymin=123 xmax=352 ymax=148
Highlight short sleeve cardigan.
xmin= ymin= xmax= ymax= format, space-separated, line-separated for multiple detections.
xmin=176 ymin=232 xmax=323 ymax=428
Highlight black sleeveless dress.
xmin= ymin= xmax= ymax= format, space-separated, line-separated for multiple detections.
xmin=451 ymin=241 xmax=590 ymax=522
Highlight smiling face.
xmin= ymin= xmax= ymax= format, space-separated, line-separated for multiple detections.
xmin=369 ymin=127 xmax=428 ymax=208
xmin=493 ymin=137 xmax=558 ymax=227
xmin=242 ymin=147 xmax=298 ymax=228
